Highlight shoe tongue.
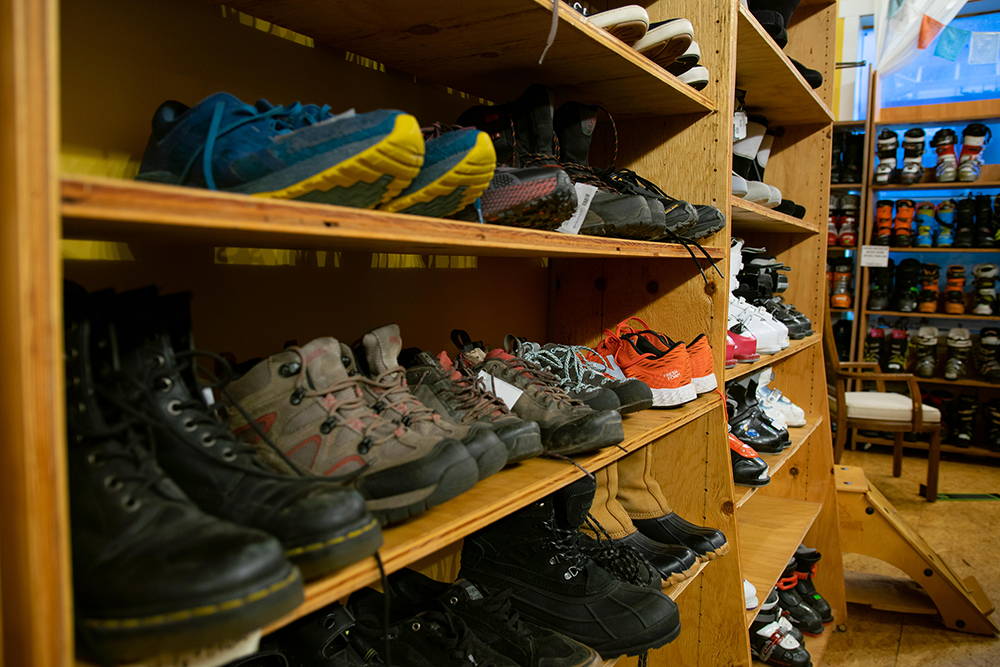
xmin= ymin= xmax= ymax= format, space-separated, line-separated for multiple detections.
xmin=554 ymin=101 xmax=597 ymax=164
xmin=362 ymin=324 xmax=404 ymax=376
xmin=299 ymin=337 xmax=353 ymax=391
xmin=448 ymin=579 xmax=486 ymax=603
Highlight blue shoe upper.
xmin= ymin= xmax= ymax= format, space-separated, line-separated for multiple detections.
xmin=137 ymin=92 xmax=406 ymax=194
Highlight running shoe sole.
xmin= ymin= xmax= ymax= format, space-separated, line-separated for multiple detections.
xmin=587 ymin=5 xmax=650 ymax=44
xmin=633 ymin=19 xmax=694 ymax=67
xmin=650 ymin=383 xmax=697 ymax=408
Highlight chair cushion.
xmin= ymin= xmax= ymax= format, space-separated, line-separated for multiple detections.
xmin=844 ymin=391 xmax=941 ymax=422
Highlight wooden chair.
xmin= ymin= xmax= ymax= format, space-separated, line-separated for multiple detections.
xmin=824 ymin=308 xmax=942 ymax=501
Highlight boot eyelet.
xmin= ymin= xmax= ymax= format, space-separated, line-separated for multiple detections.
xmin=183 ymin=420 xmax=197 ymax=432
xmin=153 ymin=354 xmax=166 ymax=368
xmin=448 ymin=596 xmax=458 ymax=605
xmin=320 ymin=421 xmax=333 ymax=434
xmin=290 ymin=390 xmax=303 ymax=405
xmin=155 ymin=377 xmax=173 ymax=392
xmin=104 ymin=476 xmax=122 ymax=491
xmin=122 ymin=496 xmax=141 ymax=512
xmin=222 ymin=449 xmax=237 ymax=461
xmin=166 ymin=400 xmax=182 ymax=415
xmin=201 ymin=435 xmax=216 ymax=447
xmin=279 ymin=362 xmax=301 ymax=377
xmin=411 ymin=622 xmax=421 ymax=632
xmin=357 ymin=437 xmax=372 ymax=454
xmin=86 ymin=452 xmax=99 ymax=465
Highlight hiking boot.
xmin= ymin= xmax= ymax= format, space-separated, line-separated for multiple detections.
xmin=910 ymin=326 xmax=940 ymax=378
xmin=64 ymin=283 xmax=302 ymax=663
xmin=459 ymin=487 xmax=681 ymax=658
xmin=553 ymin=102 xmax=663 ymax=240
xmin=976 ymin=328 xmax=1000 ymax=383
xmin=349 ymin=587 xmax=517 ymax=666
xmin=892 ymin=199 xmax=915 ymax=247
xmin=453 ymin=330 xmax=624 ymax=455
xmin=944 ymin=265 xmax=967 ymax=314
xmin=900 ymin=128 xmax=926 ymax=184
xmin=729 ymin=434 xmax=770 ymax=486
xmin=353 ymin=324 xmax=508 ymax=480
xmin=225 ymin=337 xmax=479 ymax=525
xmin=793 ymin=545 xmax=833 ymax=623
xmin=959 ymin=123 xmax=992 ymax=182
xmin=944 ymin=327 xmax=973 ymax=381
xmin=955 ymin=197 xmax=976 ymax=247
xmin=400 ymin=348 xmax=543 ymax=463
xmin=874 ymin=129 xmax=899 ymax=185
xmin=108 ymin=288 xmax=382 ymax=580
xmin=388 ymin=569 xmax=603 ymax=667
xmin=138 ymin=93 xmax=423 ymax=207
xmin=931 ymin=128 xmax=958 ymax=182
xmin=266 ymin=603 xmax=379 ymax=666
xmin=632 ymin=513 xmax=729 ymax=562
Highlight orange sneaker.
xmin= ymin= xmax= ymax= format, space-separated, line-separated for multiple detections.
xmin=613 ymin=318 xmax=717 ymax=394
xmin=598 ymin=328 xmax=696 ymax=408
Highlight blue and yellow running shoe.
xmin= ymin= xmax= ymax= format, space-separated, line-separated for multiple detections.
xmin=137 ymin=92 xmax=424 ymax=208
xmin=381 ymin=125 xmax=496 ymax=218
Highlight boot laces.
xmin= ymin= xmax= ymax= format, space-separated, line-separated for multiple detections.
xmin=541 ymin=520 xmax=591 ymax=580
xmin=364 ymin=367 xmax=439 ymax=428
xmin=492 ymin=356 xmax=582 ymax=408
xmin=582 ymin=514 xmax=659 ymax=588
xmin=412 ymin=367 xmax=507 ymax=421
xmin=515 ymin=341 xmax=613 ymax=394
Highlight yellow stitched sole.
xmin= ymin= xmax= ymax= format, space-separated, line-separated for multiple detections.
xmin=253 ymin=113 xmax=425 ymax=204
xmin=285 ymin=516 xmax=380 ymax=557
xmin=380 ymin=131 xmax=496 ymax=215
xmin=82 ymin=568 xmax=301 ymax=630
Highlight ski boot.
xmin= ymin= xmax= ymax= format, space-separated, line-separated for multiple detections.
xmin=839 ymin=195 xmax=859 ymax=246
xmin=944 ymin=265 xmax=967 ymax=314
xmin=834 ymin=319 xmax=853 ymax=362
xmin=995 ymin=193 xmax=1000 ymax=245
xmin=892 ymin=199 xmax=915 ymax=247
xmin=892 ymin=258 xmax=922 ymax=312
xmin=775 ymin=558 xmax=824 ymax=635
xmin=830 ymin=131 xmax=844 ymax=183
xmin=863 ymin=326 xmax=885 ymax=369
xmin=750 ymin=591 xmax=812 ymax=667
xmin=918 ymin=263 xmax=940 ymax=313
xmin=975 ymin=327 xmax=1000 ymax=383
xmin=972 ymin=263 xmax=998 ymax=315
xmin=728 ymin=379 xmax=790 ymax=453
xmin=843 ymin=132 xmax=864 ymax=183
xmin=985 ymin=399 xmax=1000 ymax=452
xmin=914 ymin=202 xmax=937 ymax=247
xmin=827 ymin=205 xmax=841 ymax=247
xmin=975 ymin=194 xmax=996 ymax=248
xmin=874 ymin=128 xmax=899 ymax=185
xmin=885 ymin=326 xmax=909 ymax=372
xmin=955 ymin=198 xmax=975 ymax=248
xmin=944 ymin=327 xmax=973 ymax=381
xmin=958 ymin=123 xmax=991 ymax=182
xmin=874 ymin=199 xmax=893 ymax=245
xmin=867 ymin=259 xmax=894 ymax=310
xmin=900 ymin=128 xmax=926 ymax=185
xmin=910 ymin=326 xmax=939 ymax=378
xmin=830 ymin=260 xmax=853 ymax=309
xmin=729 ymin=434 xmax=770 ymax=487
xmin=931 ymin=128 xmax=958 ymax=182
xmin=947 ymin=395 xmax=977 ymax=446
xmin=936 ymin=199 xmax=956 ymax=247
xmin=794 ymin=545 xmax=833 ymax=623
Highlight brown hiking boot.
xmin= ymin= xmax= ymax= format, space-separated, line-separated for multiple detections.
xmin=225 ymin=337 xmax=479 ymax=525
xmin=452 ymin=331 xmax=624 ymax=456
xmin=399 ymin=347 xmax=544 ymax=463
xmin=351 ymin=324 xmax=508 ymax=480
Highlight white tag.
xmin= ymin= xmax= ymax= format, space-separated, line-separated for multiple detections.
xmin=557 ymin=183 xmax=599 ymax=235
xmin=477 ymin=370 xmax=524 ymax=410
xmin=733 ymin=111 xmax=748 ymax=141
xmin=123 ymin=631 xmax=261 ymax=667
xmin=859 ymin=244 xmax=889 ymax=267
xmin=201 ymin=386 xmax=216 ymax=407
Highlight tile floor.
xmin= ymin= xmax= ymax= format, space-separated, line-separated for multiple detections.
xmin=824 ymin=448 xmax=1000 ymax=666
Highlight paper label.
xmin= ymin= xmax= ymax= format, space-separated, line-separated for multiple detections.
xmin=557 ymin=183 xmax=599 ymax=235
xmin=477 ymin=370 xmax=524 ymax=410
xmin=860 ymin=245 xmax=889 ymax=268
xmin=201 ymin=386 xmax=216 ymax=407
xmin=733 ymin=111 xmax=748 ymax=141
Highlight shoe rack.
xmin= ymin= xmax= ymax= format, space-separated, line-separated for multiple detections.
xmin=839 ymin=72 xmax=1000 ymax=459
xmin=0 ymin=0 xmax=845 ymax=664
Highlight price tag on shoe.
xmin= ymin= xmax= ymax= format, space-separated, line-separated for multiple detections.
xmin=859 ymin=245 xmax=889 ymax=268
xmin=556 ymin=183 xmax=599 ymax=235
xmin=733 ymin=110 xmax=748 ymax=141
xmin=477 ymin=370 xmax=524 ymax=410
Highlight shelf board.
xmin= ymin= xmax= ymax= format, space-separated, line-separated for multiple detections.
xmin=213 ymin=0 xmax=714 ymax=117
xmin=872 ymin=180 xmax=1000 ymax=191
xmin=60 ymin=176 xmax=724 ymax=260
xmin=885 ymin=247 xmax=1000 ymax=253
xmin=876 ymin=100 xmax=1000 ymax=126
xmin=262 ymin=395 xmax=722 ymax=634
xmin=914 ymin=376 xmax=1000 ymax=389
xmin=830 ymin=183 xmax=863 ymax=189
xmin=736 ymin=415 xmax=824 ymax=508
xmin=735 ymin=5 xmax=833 ymax=125
xmin=752 ymin=626 xmax=832 ymax=666
xmin=827 ymin=246 xmax=856 ymax=252
xmin=730 ymin=196 xmax=818 ymax=233
xmin=833 ymin=120 xmax=865 ymax=127
xmin=857 ymin=435 xmax=1000 ymax=459
xmin=830 ymin=307 xmax=851 ymax=312
xmin=725 ymin=334 xmax=821 ymax=382
xmin=740 ymin=495 xmax=823 ymax=626
xmin=864 ymin=310 xmax=1000 ymax=321
xmin=665 ymin=559 xmax=713 ymax=600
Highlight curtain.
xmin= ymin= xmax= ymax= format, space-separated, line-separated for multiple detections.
xmin=875 ymin=0 xmax=966 ymax=75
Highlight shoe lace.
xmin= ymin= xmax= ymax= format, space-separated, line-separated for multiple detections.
xmin=514 ymin=340 xmax=610 ymax=394
xmin=363 ymin=366 xmax=440 ymax=428
xmin=411 ymin=367 xmax=508 ymax=421
xmin=541 ymin=520 xmax=591 ymax=578
xmin=581 ymin=514 xmax=660 ymax=588
xmin=490 ymin=356 xmax=582 ymax=407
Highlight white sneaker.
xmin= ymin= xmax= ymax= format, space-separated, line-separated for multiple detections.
xmin=583 ymin=4 xmax=650 ymax=44
xmin=730 ymin=297 xmax=781 ymax=354
xmin=757 ymin=368 xmax=806 ymax=427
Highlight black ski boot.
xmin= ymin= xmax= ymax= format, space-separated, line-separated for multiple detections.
xmin=900 ymin=128 xmax=926 ymax=185
xmin=729 ymin=434 xmax=771 ymax=486
xmin=885 ymin=326 xmax=909 ymax=373
xmin=632 ymin=513 xmax=729 ymax=562
xmin=955 ymin=197 xmax=976 ymax=248
xmin=109 ymin=288 xmax=383 ymax=580
xmin=944 ymin=327 xmax=973 ymax=381
xmin=64 ymin=283 xmax=302 ymax=663
xmin=749 ymin=590 xmax=812 ymax=667
xmin=985 ymin=399 xmax=1000 ymax=452
xmin=874 ymin=128 xmax=899 ymax=185
xmin=775 ymin=558 xmax=824 ymax=635
xmin=793 ymin=545 xmax=833 ymax=623
xmin=867 ymin=260 xmax=894 ymax=310
xmin=863 ymin=326 xmax=885 ymax=369
xmin=728 ymin=378 xmax=790 ymax=453
xmin=947 ymin=395 xmax=977 ymax=447
xmin=459 ymin=483 xmax=680 ymax=659
xmin=842 ymin=131 xmax=863 ymax=183
xmin=892 ymin=258 xmax=922 ymax=312
xmin=910 ymin=326 xmax=940 ymax=378
xmin=975 ymin=194 xmax=995 ymax=247
xmin=976 ymin=327 xmax=1000 ymax=383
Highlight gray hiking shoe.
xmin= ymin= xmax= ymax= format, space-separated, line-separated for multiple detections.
xmin=225 ymin=337 xmax=479 ymax=525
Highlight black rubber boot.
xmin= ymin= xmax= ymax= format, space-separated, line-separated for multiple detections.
xmin=793 ymin=545 xmax=834 ymax=623
xmin=64 ymin=282 xmax=303 ymax=664
xmin=632 ymin=513 xmax=729 ymax=562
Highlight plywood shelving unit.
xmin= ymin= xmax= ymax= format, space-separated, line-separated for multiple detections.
xmin=0 ymin=0 xmax=845 ymax=664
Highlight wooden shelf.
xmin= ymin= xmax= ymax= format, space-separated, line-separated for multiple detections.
xmin=665 ymin=559 xmax=713 ymax=600
xmin=735 ymin=5 xmax=833 ymax=125
xmin=864 ymin=310 xmax=1000 ymax=321
xmin=833 ymin=120 xmax=865 ymax=127
xmin=725 ymin=334 xmax=822 ymax=382
xmin=752 ymin=628 xmax=832 ymax=666
xmin=262 ymin=395 xmax=722 ymax=634
xmin=60 ymin=176 xmax=725 ymax=260
xmin=740 ymin=495 xmax=823 ymax=625
xmin=827 ymin=246 xmax=856 ymax=252
xmin=830 ymin=307 xmax=851 ymax=312
xmin=876 ymin=100 xmax=1000 ymax=126
xmin=736 ymin=415 xmax=824 ymax=508
xmin=885 ymin=247 xmax=1000 ymax=253
xmin=872 ymin=180 xmax=1000 ymax=191
xmin=730 ymin=196 xmax=818 ymax=233
xmin=856 ymin=435 xmax=1000 ymax=459
xmin=213 ymin=0 xmax=715 ymax=117
xmin=914 ymin=376 xmax=1000 ymax=389
xmin=830 ymin=183 xmax=863 ymax=189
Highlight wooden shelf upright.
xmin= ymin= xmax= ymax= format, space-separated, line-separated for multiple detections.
xmin=0 ymin=0 xmax=845 ymax=664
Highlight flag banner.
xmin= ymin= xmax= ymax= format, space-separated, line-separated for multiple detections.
xmin=918 ymin=14 xmax=945 ymax=49
xmin=969 ymin=31 xmax=1000 ymax=65
xmin=934 ymin=24 xmax=970 ymax=61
